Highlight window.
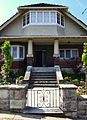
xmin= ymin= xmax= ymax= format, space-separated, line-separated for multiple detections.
xmin=23 ymin=15 xmax=26 ymax=26
xmin=22 ymin=11 xmax=65 ymax=27
xmin=11 ymin=46 xmax=25 ymax=59
xmin=22 ymin=12 xmax=30 ymax=27
xmin=19 ymin=47 xmax=24 ymax=58
xmin=27 ymin=13 xmax=30 ymax=24
xmin=60 ymin=50 xmax=64 ymax=58
xmin=44 ymin=12 xmax=49 ymax=23
xmin=37 ymin=12 xmax=43 ymax=23
xmin=31 ymin=12 xmax=36 ymax=23
xmin=72 ymin=50 xmax=78 ymax=58
xmin=61 ymin=14 xmax=64 ymax=26
xmin=12 ymin=46 xmax=17 ymax=59
xmin=60 ymin=49 xmax=78 ymax=59
xmin=57 ymin=12 xmax=60 ymax=24
xmin=50 ymin=12 xmax=56 ymax=23
xmin=66 ymin=50 xmax=71 ymax=58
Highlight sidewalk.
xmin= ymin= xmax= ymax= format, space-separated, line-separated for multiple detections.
xmin=0 ymin=112 xmax=74 ymax=120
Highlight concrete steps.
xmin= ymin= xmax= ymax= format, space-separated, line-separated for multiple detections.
xmin=23 ymin=107 xmax=63 ymax=114
xmin=28 ymin=67 xmax=58 ymax=88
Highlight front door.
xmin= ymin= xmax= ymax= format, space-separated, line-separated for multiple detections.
xmin=34 ymin=51 xmax=46 ymax=67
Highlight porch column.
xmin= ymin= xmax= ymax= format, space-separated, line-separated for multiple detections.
xmin=27 ymin=40 xmax=33 ymax=66
xmin=53 ymin=40 xmax=60 ymax=66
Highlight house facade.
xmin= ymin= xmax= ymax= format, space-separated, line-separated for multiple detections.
xmin=0 ymin=3 xmax=87 ymax=71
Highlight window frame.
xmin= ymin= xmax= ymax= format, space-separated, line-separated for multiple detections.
xmin=10 ymin=45 xmax=25 ymax=60
xmin=60 ymin=49 xmax=78 ymax=59
xmin=22 ymin=10 xmax=65 ymax=28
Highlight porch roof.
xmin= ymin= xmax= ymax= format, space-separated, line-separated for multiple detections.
xmin=0 ymin=35 xmax=87 ymax=42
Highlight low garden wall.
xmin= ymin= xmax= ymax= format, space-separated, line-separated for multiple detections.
xmin=77 ymin=95 xmax=87 ymax=119
xmin=0 ymin=85 xmax=27 ymax=112
xmin=0 ymin=84 xmax=87 ymax=119
xmin=59 ymin=84 xmax=77 ymax=118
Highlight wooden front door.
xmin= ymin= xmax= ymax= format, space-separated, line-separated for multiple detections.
xmin=34 ymin=50 xmax=46 ymax=67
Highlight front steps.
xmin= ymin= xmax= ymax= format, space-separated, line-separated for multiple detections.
xmin=23 ymin=107 xmax=63 ymax=114
xmin=25 ymin=67 xmax=63 ymax=114
xmin=28 ymin=67 xmax=58 ymax=88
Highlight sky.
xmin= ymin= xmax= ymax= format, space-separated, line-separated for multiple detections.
xmin=0 ymin=0 xmax=87 ymax=26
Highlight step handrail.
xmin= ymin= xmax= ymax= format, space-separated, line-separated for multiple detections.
xmin=55 ymin=65 xmax=63 ymax=84
xmin=23 ymin=66 xmax=32 ymax=81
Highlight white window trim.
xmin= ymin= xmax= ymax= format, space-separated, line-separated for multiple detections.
xmin=22 ymin=10 xmax=65 ymax=28
xmin=60 ymin=49 xmax=78 ymax=59
xmin=11 ymin=45 xmax=25 ymax=60
xmin=22 ymin=11 xmax=30 ymax=28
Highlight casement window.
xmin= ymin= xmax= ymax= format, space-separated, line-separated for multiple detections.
xmin=61 ymin=14 xmax=64 ymax=26
xmin=50 ymin=12 xmax=56 ymax=23
xmin=22 ymin=11 xmax=65 ymax=27
xmin=10 ymin=46 xmax=25 ymax=59
xmin=37 ymin=12 xmax=43 ymax=23
xmin=66 ymin=50 xmax=71 ymax=58
xmin=30 ymin=12 xmax=36 ymax=23
xmin=60 ymin=49 xmax=78 ymax=59
xmin=60 ymin=50 xmax=64 ymax=58
xmin=57 ymin=12 xmax=60 ymax=24
xmin=22 ymin=12 xmax=30 ymax=27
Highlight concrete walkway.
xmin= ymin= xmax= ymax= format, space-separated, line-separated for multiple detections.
xmin=0 ymin=112 xmax=81 ymax=120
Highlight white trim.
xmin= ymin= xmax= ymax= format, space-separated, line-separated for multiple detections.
xmin=11 ymin=45 xmax=25 ymax=60
xmin=0 ymin=13 xmax=21 ymax=31
xmin=18 ymin=7 xmax=68 ymax=10
xmin=22 ymin=10 xmax=65 ymax=28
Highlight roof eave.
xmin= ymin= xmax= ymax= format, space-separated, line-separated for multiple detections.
xmin=18 ymin=6 xmax=68 ymax=11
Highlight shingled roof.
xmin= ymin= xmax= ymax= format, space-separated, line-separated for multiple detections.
xmin=18 ymin=3 xmax=68 ymax=9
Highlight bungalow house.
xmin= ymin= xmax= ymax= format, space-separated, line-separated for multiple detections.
xmin=0 ymin=3 xmax=87 ymax=112
xmin=0 ymin=3 xmax=87 ymax=71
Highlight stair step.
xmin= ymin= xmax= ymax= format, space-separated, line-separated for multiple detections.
xmin=30 ymin=78 xmax=56 ymax=81
xmin=31 ymin=76 xmax=56 ymax=79
xmin=23 ymin=107 xmax=63 ymax=114
xmin=29 ymin=84 xmax=58 ymax=88
xmin=29 ymin=81 xmax=57 ymax=84
xmin=31 ymin=72 xmax=56 ymax=75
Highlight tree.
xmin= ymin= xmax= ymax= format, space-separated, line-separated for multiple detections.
xmin=1 ymin=41 xmax=13 ymax=81
xmin=82 ymin=43 xmax=87 ymax=87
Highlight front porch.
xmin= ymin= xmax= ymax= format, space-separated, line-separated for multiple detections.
xmin=0 ymin=36 xmax=85 ymax=71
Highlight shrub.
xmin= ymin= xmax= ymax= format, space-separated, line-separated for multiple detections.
xmin=0 ymin=78 xmax=8 ymax=85
xmin=72 ymin=79 xmax=79 ymax=85
xmin=76 ymin=91 xmax=81 ymax=96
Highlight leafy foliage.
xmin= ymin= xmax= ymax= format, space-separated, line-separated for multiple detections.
xmin=1 ymin=41 xmax=13 ymax=81
xmin=82 ymin=43 xmax=87 ymax=70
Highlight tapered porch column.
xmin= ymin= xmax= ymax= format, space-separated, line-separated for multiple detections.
xmin=53 ymin=40 xmax=60 ymax=66
xmin=27 ymin=40 xmax=33 ymax=66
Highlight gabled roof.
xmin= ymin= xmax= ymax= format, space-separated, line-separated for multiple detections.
xmin=0 ymin=12 xmax=21 ymax=31
xmin=0 ymin=3 xmax=87 ymax=32
xmin=18 ymin=3 xmax=68 ymax=9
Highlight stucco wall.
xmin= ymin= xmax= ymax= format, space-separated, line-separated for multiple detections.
xmin=65 ymin=15 xmax=87 ymax=36
xmin=0 ymin=11 xmax=87 ymax=36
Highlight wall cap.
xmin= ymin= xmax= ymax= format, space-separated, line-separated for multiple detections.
xmin=59 ymin=84 xmax=77 ymax=89
xmin=0 ymin=84 xmax=28 ymax=89
xmin=78 ymin=95 xmax=87 ymax=100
